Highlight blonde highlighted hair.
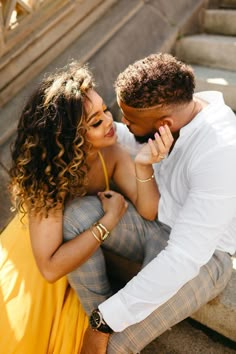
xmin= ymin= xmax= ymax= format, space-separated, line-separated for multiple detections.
xmin=9 ymin=61 xmax=95 ymax=216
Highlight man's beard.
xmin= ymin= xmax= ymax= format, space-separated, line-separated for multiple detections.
xmin=134 ymin=132 xmax=156 ymax=144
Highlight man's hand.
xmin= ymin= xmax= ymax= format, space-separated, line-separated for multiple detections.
xmin=81 ymin=327 xmax=110 ymax=354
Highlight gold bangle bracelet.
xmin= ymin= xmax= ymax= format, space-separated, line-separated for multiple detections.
xmin=95 ymin=224 xmax=104 ymax=239
xmin=136 ymin=173 xmax=154 ymax=183
xmin=93 ymin=222 xmax=110 ymax=242
xmin=90 ymin=227 xmax=101 ymax=243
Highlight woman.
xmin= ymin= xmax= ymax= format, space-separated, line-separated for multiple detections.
xmin=1 ymin=62 xmax=172 ymax=353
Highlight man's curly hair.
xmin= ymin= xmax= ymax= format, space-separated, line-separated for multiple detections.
xmin=9 ymin=61 xmax=95 ymax=216
xmin=115 ymin=53 xmax=195 ymax=108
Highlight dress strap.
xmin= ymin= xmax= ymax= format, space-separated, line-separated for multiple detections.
xmin=98 ymin=151 xmax=110 ymax=191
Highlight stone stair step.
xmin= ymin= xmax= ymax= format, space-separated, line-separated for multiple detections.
xmin=220 ymin=0 xmax=236 ymax=8
xmin=175 ymin=34 xmax=236 ymax=71
xmin=203 ymin=9 xmax=236 ymax=35
xmin=192 ymin=65 xmax=236 ymax=111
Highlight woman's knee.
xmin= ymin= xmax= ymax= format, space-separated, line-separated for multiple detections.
xmin=63 ymin=196 xmax=104 ymax=240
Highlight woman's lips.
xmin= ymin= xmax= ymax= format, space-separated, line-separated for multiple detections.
xmin=105 ymin=127 xmax=115 ymax=137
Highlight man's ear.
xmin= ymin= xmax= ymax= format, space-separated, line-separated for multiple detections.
xmin=154 ymin=118 xmax=173 ymax=129
xmin=163 ymin=118 xmax=174 ymax=127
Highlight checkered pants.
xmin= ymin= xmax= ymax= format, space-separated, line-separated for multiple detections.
xmin=64 ymin=196 xmax=232 ymax=354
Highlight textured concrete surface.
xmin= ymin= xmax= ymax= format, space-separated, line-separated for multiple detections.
xmin=203 ymin=9 xmax=236 ymax=35
xmin=193 ymin=65 xmax=236 ymax=111
xmin=142 ymin=318 xmax=236 ymax=353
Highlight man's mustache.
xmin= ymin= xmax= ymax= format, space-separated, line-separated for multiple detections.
xmin=134 ymin=132 xmax=156 ymax=144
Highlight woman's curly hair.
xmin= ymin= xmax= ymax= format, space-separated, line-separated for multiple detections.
xmin=115 ymin=53 xmax=195 ymax=108
xmin=9 ymin=61 xmax=95 ymax=216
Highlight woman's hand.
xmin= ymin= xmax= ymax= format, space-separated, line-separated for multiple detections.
xmin=135 ymin=124 xmax=174 ymax=166
xmin=97 ymin=190 xmax=128 ymax=228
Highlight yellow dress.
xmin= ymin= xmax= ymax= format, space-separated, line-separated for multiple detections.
xmin=0 ymin=151 xmax=109 ymax=353
xmin=0 ymin=215 xmax=88 ymax=354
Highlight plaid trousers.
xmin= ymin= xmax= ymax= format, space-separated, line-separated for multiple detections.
xmin=64 ymin=196 xmax=232 ymax=354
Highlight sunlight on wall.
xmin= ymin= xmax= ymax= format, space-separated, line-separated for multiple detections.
xmin=207 ymin=78 xmax=228 ymax=85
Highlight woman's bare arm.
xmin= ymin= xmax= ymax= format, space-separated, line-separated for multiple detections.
xmin=29 ymin=192 xmax=127 ymax=282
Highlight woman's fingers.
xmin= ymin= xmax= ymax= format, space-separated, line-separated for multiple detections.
xmin=164 ymin=124 xmax=174 ymax=144
xmin=148 ymin=138 xmax=159 ymax=156
xmin=156 ymin=125 xmax=173 ymax=152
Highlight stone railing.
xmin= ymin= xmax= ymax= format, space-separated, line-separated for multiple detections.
xmin=0 ymin=0 xmax=115 ymax=107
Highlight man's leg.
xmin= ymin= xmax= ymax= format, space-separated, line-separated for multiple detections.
xmin=63 ymin=196 xmax=167 ymax=315
xmin=107 ymin=250 xmax=232 ymax=354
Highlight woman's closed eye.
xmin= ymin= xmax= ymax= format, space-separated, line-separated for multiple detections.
xmin=89 ymin=104 xmax=112 ymax=128
xmin=91 ymin=120 xmax=102 ymax=128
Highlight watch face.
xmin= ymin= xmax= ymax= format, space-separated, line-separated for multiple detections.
xmin=90 ymin=310 xmax=102 ymax=329
xmin=89 ymin=309 xmax=113 ymax=334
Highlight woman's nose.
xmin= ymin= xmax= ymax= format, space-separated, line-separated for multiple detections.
xmin=104 ymin=112 xmax=113 ymax=125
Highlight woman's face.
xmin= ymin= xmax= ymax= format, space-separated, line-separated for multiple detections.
xmin=85 ymin=90 xmax=117 ymax=150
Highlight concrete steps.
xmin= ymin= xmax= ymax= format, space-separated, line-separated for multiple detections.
xmin=175 ymin=0 xmax=236 ymax=344
xmin=0 ymin=0 xmax=202 ymax=154
xmin=176 ymin=0 xmax=236 ymax=114
xmin=221 ymin=0 xmax=236 ymax=8
xmin=203 ymin=9 xmax=236 ymax=35
xmin=176 ymin=34 xmax=236 ymax=71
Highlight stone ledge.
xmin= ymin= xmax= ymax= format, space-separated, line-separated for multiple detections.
xmin=175 ymin=34 xmax=236 ymax=72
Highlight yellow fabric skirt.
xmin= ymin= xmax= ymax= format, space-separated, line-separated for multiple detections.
xmin=0 ymin=214 xmax=88 ymax=354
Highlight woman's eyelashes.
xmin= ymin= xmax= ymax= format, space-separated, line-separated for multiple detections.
xmin=90 ymin=106 xmax=111 ymax=128
xmin=91 ymin=120 xmax=102 ymax=128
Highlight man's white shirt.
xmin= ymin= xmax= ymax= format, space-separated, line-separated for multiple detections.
xmin=99 ymin=91 xmax=236 ymax=331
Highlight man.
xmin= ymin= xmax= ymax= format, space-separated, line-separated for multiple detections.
xmin=64 ymin=53 xmax=236 ymax=353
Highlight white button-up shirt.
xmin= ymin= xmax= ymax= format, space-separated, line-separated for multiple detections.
xmin=99 ymin=91 xmax=236 ymax=331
